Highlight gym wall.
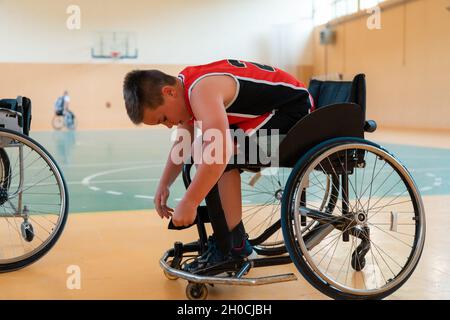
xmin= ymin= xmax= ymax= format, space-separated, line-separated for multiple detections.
xmin=0 ymin=0 xmax=314 ymax=130
xmin=0 ymin=63 xmax=183 ymax=130
xmin=312 ymin=0 xmax=450 ymax=131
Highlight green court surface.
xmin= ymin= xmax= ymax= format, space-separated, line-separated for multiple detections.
xmin=29 ymin=129 xmax=450 ymax=213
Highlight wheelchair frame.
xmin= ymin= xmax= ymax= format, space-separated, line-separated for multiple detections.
xmin=159 ymin=74 xmax=424 ymax=300
xmin=0 ymin=98 xmax=31 ymax=219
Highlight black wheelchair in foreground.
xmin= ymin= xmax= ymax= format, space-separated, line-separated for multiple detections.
xmin=0 ymin=97 xmax=69 ymax=272
xmin=160 ymin=75 xmax=426 ymax=300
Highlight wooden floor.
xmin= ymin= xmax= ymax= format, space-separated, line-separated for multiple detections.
xmin=0 ymin=128 xmax=449 ymax=300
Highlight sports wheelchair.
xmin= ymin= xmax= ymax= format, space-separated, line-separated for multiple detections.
xmin=0 ymin=97 xmax=69 ymax=272
xmin=52 ymin=109 xmax=77 ymax=131
xmin=160 ymin=74 xmax=426 ymax=300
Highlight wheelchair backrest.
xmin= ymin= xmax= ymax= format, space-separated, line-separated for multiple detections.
xmin=0 ymin=97 xmax=32 ymax=136
xmin=308 ymin=74 xmax=366 ymax=118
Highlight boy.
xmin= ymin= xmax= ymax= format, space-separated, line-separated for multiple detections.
xmin=123 ymin=59 xmax=312 ymax=271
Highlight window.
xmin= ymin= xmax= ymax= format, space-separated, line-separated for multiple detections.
xmin=360 ymin=0 xmax=383 ymax=9
xmin=313 ymin=0 xmax=387 ymax=25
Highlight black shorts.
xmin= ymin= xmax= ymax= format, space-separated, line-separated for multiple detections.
xmin=226 ymin=103 xmax=309 ymax=170
xmin=259 ymin=102 xmax=309 ymax=134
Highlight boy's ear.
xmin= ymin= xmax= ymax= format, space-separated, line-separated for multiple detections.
xmin=162 ymin=85 xmax=175 ymax=97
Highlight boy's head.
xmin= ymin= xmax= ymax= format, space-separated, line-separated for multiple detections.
xmin=123 ymin=70 xmax=191 ymax=128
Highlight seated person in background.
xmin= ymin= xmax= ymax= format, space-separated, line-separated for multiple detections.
xmin=54 ymin=90 xmax=70 ymax=116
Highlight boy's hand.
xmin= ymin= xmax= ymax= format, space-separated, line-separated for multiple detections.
xmin=172 ymin=198 xmax=198 ymax=227
xmin=154 ymin=184 xmax=173 ymax=219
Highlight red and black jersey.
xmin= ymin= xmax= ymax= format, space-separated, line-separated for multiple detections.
xmin=178 ymin=59 xmax=314 ymax=133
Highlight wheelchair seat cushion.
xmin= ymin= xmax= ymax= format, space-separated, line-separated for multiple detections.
xmin=308 ymin=79 xmax=353 ymax=109
xmin=308 ymin=74 xmax=366 ymax=116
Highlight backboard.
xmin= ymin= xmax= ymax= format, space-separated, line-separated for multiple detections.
xmin=91 ymin=31 xmax=138 ymax=60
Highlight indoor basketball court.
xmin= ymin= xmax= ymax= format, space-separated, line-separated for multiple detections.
xmin=0 ymin=0 xmax=449 ymax=301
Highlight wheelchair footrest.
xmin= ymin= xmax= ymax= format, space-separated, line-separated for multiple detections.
xmin=160 ymin=249 xmax=297 ymax=286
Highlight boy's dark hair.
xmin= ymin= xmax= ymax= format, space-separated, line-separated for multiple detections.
xmin=123 ymin=70 xmax=177 ymax=124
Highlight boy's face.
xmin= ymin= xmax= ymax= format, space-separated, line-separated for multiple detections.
xmin=142 ymin=85 xmax=191 ymax=128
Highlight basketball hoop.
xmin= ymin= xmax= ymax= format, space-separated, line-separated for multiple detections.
xmin=110 ymin=51 xmax=122 ymax=60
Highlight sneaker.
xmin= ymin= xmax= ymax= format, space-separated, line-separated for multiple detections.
xmin=182 ymin=237 xmax=232 ymax=273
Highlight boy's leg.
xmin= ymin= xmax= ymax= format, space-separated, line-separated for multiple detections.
xmin=193 ymin=135 xmax=235 ymax=255
xmin=203 ymin=184 xmax=233 ymax=254
xmin=218 ymin=169 xmax=247 ymax=248
xmin=217 ymin=169 xmax=242 ymax=231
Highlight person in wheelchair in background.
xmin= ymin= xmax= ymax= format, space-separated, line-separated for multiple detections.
xmin=123 ymin=59 xmax=313 ymax=272
xmin=54 ymin=90 xmax=69 ymax=117
xmin=53 ymin=90 xmax=76 ymax=130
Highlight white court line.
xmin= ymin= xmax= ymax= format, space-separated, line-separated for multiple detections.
xmin=81 ymin=164 xmax=164 ymax=186
xmin=81 ymin=164 xmax=168 ymax=198
xmin=134 ymin=195 xmax=154 ymax=200
xmin=60 ymin=161 xmax=164 ymax=169
xmin=89 ymin=186 xmax=100 ymax=191
xmin=410 ymin=167 xmax=450 ymax=172
xmin=106 ymin=191 xmax=123 ymax=196
xmin=53 ymin=178 xmax=165 ymax=186
xmin=92 ymin=178 xmax=162 ymax=184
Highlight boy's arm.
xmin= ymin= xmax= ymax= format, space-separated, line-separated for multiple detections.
xmin=173 ymin=76 xmax=234 ymax=226
xmin=159 ymin=122 xmax=194 ymax=187
xmin=155 ymin=122 xmax=194 ymax=219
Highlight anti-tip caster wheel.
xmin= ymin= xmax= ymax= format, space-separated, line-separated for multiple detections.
xmin=351 ymin=252 xmax=366 ymax=271
xmin=164 ymin=269 xmax=179 ymax=281
xmin=21 ymin=221 xmax=34 ymax=242
xmin=186 ymin=282 xmax=208 ymax=300
xmin=163 ymin=259 xmax=179 ymax=280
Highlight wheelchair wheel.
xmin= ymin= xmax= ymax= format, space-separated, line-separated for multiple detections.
xmin=65 ymin=112 xmax=77 ymax=130
xmin=52 ymin=115 xmax=64 ymax=130
xmin=281 ymin=137 xmax=425 ymax=299
xmin=0 ymin=128 xmax=69 ymax=272
xmin=242 ymin=168 xmax=338 ymax=256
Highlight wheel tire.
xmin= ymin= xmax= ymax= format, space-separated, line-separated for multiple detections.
xmin=281 ymin=137 xmax=426 ymax=300
xmin=186 ymin=282 xmax=208 ymax=300
xmin=0 ymin=148 xmax=11 ymax=191
xmin=0 ymin=128 xmax=69 ymax=273
xmin=52 ymin=116 xmax=64 ymax=130
xmin=163 ymin=259 xmax=179 ymax=280
xmin=164 ymin=269 xmax=179 ymax=281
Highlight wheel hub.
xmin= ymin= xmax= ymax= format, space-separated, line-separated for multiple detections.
xmin=275 ymin=189 xmax=283 ymax=201
xmin=355 ymin=211 xmax=368 ymax=225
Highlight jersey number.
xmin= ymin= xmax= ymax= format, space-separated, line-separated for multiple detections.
xmin=227 ymin=59 xmax=275 ymax=72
